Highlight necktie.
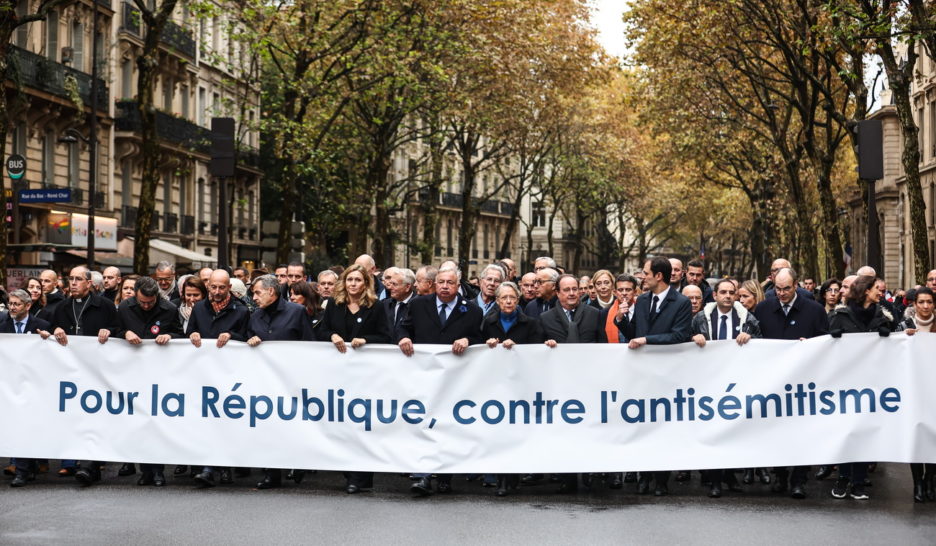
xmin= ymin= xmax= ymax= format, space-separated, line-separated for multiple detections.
xmin=782 ymin=303 xmax=791 ymax=316
xmin=565 ymin=308 xmax=575 ymax=323
xmin=395 ymin=301 xmax=406 ymax=325
xmin=439 ymin=303 xmax=448 ymax=325
xmin=650 ymin=295 xmax=659 ymax=316
xmin=718 ymin=315 xmax=727 ymax=340
xmin=15 ymin=321 xmax=24 ymax=334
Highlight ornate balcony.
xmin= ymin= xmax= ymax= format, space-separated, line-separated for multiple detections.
xmin=7 ymin=45 xmax=109 ymax=111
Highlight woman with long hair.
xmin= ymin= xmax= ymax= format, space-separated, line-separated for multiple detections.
xmin=588 ymin=269 xmax=616 ymax=310
xmin=905 ymin=287 xmax=936 ymax=502
xmin=178 ymin=275 xmax=208 ymax=335
xmin=289 ymin=281 xmax=324 ymax=331
xmin=115 ymin=275 xmax=140 ymax=307
xmin=25 ymin=277 xmax=47 ymax=319
xmin=320 ymin=264 xmax=390 ymax=493
xmin=737 ymin=279 xmax=764 ymax=313
xmin=819 ymin=278 xmax=841 ymax=313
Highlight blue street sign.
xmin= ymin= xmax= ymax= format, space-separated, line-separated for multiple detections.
xmin=18 ymin=188 xmax=72 ymax=203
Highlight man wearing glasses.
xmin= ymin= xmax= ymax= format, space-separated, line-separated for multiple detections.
xmin=475 ymin=264 xmax=505 ymax=318
xmin=524 ymin=267 xmax=559 ymax=318
xmin=764 ymin=258 xmax=814 ymax=301
xmin=153 ymin=261 xmax=181 ymax=306
xmin=49 ymin=266 xmax=119 ymax=486
xmin=754 ymin=267 xmax=829 ymax=499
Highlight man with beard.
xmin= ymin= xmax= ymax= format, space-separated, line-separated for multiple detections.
xmin=154 ymin=261 xmax=181 ymax=306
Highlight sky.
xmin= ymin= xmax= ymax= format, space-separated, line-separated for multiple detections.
xmin=590 ymin=0 xmax=629 ymax=60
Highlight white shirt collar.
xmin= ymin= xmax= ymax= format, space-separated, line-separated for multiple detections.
xmin=653 ymin=286 xmax=670 ymax=303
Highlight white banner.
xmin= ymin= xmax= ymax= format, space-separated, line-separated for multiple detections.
xmin=1 ymin=333 xmax=934 ymax=472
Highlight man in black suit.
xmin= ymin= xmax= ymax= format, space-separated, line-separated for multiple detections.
xmin=397 ymin=266 xmax=483 ymax=496
xmin=763 ymin=258 xmax=814 ymax=301
xmin=2 ymin=289 xmax=53 ymax=487
xmin=380 ymin=267 xmax=415 ymax=342
xmin=754 ymin=267 xmax=828 ymax=499
xmin=624 ymin=256 xmax=693 ymax=496
xmin=523 ymin=267 xmax=559 ymax=318
xmin=541 ymin=275 xmax=601 ymax=494
xmin=50 ymin=266 xmax=119 ymax=487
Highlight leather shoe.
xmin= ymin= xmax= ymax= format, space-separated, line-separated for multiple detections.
xmin=74 ymin=468 xmax=100 ymax=486
xmin=219 ymin=469 xmax=233 ymax=484
xmin=708 ymin=485 xmax=722 ymax=498
xmin=256 ymin=473 xmax=281 ymax=490
xmin=637 ymin=478 xmax=651 ymax=495
xmin=437 ymin=480 xmax=452 ymax=494
xmin=3 ymin=464 xmax=15 ymax=476
xmin=174 ymin=465 xmax=188 ymax=476
xmin=290 ymin=470 xmax=306 ymax=484
xmin=790 ymin=485 xmax=806 ymax=499
xmin=609 ymin=473 xmax=623 ymax=489
xmin=118 ymin=463 xmax=137 ymax=477
xmin=137 ymin=472 xmax=155 ymax=486
xmin=675 ymin=471 xmax=690 ymax=482
xmin=496 ymin=477 xmax=509 ymax=497
xmin=58 ymin=466 xmax=78 ymax=477
xmin=914 ymin=482 xmax=926 ymax=503
xmin=815 ymin=466 xmax=832 ymax=480
xmin=10 ymin=473 xmax=30 ymax=487
xmin=193 ymin=471 xmax=215 ymax=488
xmin=756 ymin=468 xmax=771 ymax=485
xmin=411 ymin=477 xmax=432 ymax=496
xmin=742 ymin=470 xmax=754 ymax=485
xmin=346 ymin=484 xmax=361 ymax=494
xmin=654 ymin=484 xmax=668 ymax=496
xmin=153 ymin=471 xmax=165 ymax=487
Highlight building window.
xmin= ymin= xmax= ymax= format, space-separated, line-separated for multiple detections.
xmin=46 ymin=11 xmax=58 ymax=62
xmin=42 ymin=131 xmax=54 ymax=185
xmin=198 ymin=87 xmax=206 ymax=126
xmin=68 ymin=142 xmax=79 ymax=188
xmin=179 ymin=175 xmax=187 ymax=219
xmin=71 ymin=21 xmax=84 ymax=71
xmin=446 ymin=219 xmax=453 ymax=253
xmin=15 ymin=0 xmax=28 ymax=47
xmin=919 ymin=106 xmax=926 ymax=160
xmin=248 ymin=190 xmax=255 ymax=225
xmin=121 ymin=58 xmax=133 ymax=98
xmin=197 ymin=177 xmax=205 ymax=222
xmin=163 ymin=77 xmax=173 ymax=111
xmin=181 ymin=85 xmax=189 ymax=118
xmin=121 ymin=160 xmax=133 ymax=208
xmin=12 ymin=124 xmax=26 ymax=156
xmin=212 ymin=92 xmax=221 ymax=116
xmin=532 ymin=201 xmax=546 ymax=228
xmin=930 ymin=101 xmax=936 ymax=160
xmin=211 ymin=16 xmax=220 ymax=52
xmin=162 ymin=171 xmax=172 ymax=216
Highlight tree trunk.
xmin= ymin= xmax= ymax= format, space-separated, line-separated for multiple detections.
xmin=500 ymin=185 xmax=525 ymax=258
xmin=457 ymin=156 xmax=477 ymax=269
xmin=0 ymin=40 xmax=10 ymax=287
xmin=892 ymin=86 xmax=929 ymax=282
xmin=133 ymin=52 xmax=162 ymax=274
xmin=419 ymin=124 xmax=444 ymax=265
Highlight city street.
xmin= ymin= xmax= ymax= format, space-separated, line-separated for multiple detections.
xmin=1 ymin=463 xmax=934 ymax=544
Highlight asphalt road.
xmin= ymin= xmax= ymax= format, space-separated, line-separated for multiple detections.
xmin=1 ymin=462 xmax=934 ymax=545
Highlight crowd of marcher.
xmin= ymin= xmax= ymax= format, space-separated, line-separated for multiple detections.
xmin=1 ymin=253 xmax=933 ymax=503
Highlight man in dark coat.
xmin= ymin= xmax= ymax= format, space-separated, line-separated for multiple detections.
xmin=523 ymin=267 xmax=559 ymax=319
xmin=3 ymin=289 xmax=52 ymax=488
xmin=397 ymin=266 xmax=483 ymax=496
xmin=754 ymin=267 xmax=828 ymax=499
xmin=186 ymin=269 xmax=250 ymax=488
xmin=50 ymin=266 xmax=119 ymax=486
xmin=622 ymin=256 xmax=693 ymax=496
xmin=102 ymin=276 xmax=183 ymax=487
xmin=380 ymin=267 xmax=416 ymax=342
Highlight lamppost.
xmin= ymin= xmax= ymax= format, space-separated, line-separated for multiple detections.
xmin=58 ymin=1 xmax=100 ymax=268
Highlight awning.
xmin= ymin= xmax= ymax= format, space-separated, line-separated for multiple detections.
xmin=65 ymin=250 xmax=134 ymax=268
xmin=149 ymin=238 xmax=216 ymax=264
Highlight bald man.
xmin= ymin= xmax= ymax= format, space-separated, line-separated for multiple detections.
xmin=355 ymin=254 xmax=385 ymax=299
xmin=754 ymin=268 xmax=828 ymax=499
xmin=927 ymin=270 xmax=936 ymax=291
xmin=682 ymin=284 xmax=704 ymax=316
xmin=764 ymin=260 xmax=814 ymax=301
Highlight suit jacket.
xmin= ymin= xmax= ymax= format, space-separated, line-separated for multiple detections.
xmin=754 ymin=294 xmax=829 ymax=339
xmin=623 ymin=289 xmax=693 ymax=345
xmin=51 ymin=293 xmax=118 ymax=337
xmin=185 ymin=296 xmax=250 ymax=341
xmin=381 ymin=293 xmax=414 ymax=343
xmin=523 ymin=296 xmax=558 ymax=319
xmin=320 ymin=298 xmax=390 ymax=344
xmin=248 ymin=297 xmax=316 ymax=341
xmin=481 ymin=310 xmax=544 ymax=344
xmin=540 ymin=304 xmax=601 ymax=343
xmin=0 ymin=313 xmax=51 ymax=334
xmin=397 ymin=295 xmax=483 ymax=345
xmin=598 ymin=304 xmax=634 ymax=343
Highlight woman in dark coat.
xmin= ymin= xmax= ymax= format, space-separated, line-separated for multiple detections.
xmin=905 ymin=286 xmax=936 ymax=502
xmin=828 ymin=275 xmax=901 ymax=501
xmin=481 ymin=281 xmax=544 ymax=497
xmin=319 ymin=264 xmax=390 ymax=493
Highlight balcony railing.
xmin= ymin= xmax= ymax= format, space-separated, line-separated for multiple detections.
xmin=7 ymin=45 xmax=109 ymax=111
xmin=116 ymin=100 xmax=211 ymax=154
xmin=121 ymin=3 xmax=196 ymax=58
xmin=181 ymin=215 xmax=195 ymax=235
xmin=163 ymin=212 xmax=178 ymax=233
xmin=441 ymin=192 xmax=463 ymax=208
xmin=121 ymin=205 xmax=137 ymax=227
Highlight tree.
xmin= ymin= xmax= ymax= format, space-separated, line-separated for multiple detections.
xmin=0 ymin=0 xmax=74 ymax=286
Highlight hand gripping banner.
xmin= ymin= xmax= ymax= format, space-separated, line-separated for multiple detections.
xmin=1 ymin=333 xmax=934 ymax=472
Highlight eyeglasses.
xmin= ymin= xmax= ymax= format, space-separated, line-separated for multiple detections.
xmin=154 ymin=277 xmax=173 ymax=282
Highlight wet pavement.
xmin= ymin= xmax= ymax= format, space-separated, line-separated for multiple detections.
xmin=0 ymin=462 xmax=934 ymax=544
